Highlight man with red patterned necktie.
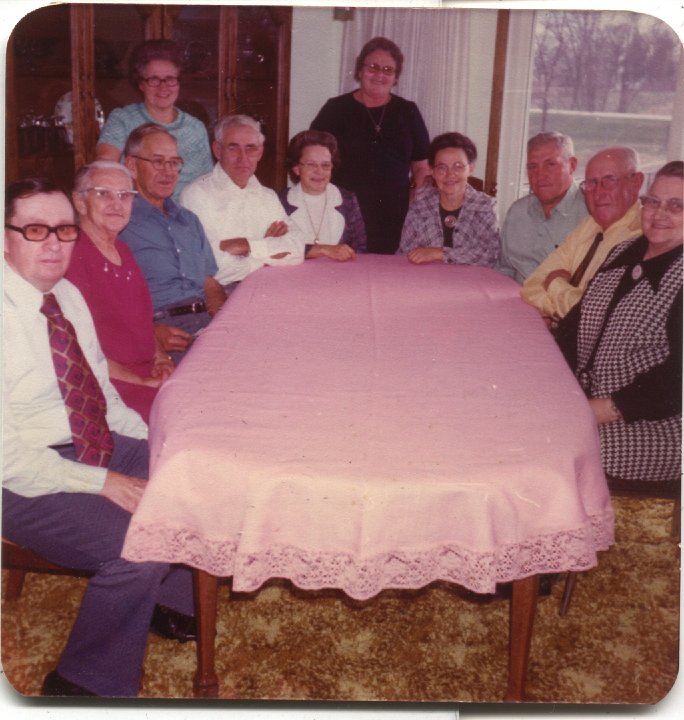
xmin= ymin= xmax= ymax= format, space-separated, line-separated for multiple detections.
xmin=3 ymin=178 xmax=195 ymax=697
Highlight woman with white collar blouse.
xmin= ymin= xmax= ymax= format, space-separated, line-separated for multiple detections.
xmin=278 ymin=130 xmax=366 ymax=262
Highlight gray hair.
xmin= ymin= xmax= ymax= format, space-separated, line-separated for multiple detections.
xmin=123 ymin=122 xmax=177 ymax=158
xmin=527 ymin=132 xmax=575 ymax=159
xmin=73 ymin=160 xmax=133 ymax=193
xmin=214 ymin=114 xmax=265 ymax=145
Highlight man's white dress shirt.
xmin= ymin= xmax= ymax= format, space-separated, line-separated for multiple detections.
xmin=3 ymin=264 xmax=148 ymax=497
xmin=180 ymin=163 xmax=304 ymax=285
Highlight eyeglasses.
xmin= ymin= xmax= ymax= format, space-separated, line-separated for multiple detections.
xmin=142 ymin=75 xmax=179 ymax=87
xmin=580 ymin=174 xmax=634 ymax=192
xmin=363 ymin=63 xmax=396 ymax=76
xmin=299 ymin=161 xmax=333 ymax=171
xmin=81 ymin=187 xmax=138 ymax=202
xmin=433 ymin=162 xmax=470 ymax=176
xmin=5 ymin=223 xmax=79 ymax=242
xmin=640 ymin=195 xmax=684 ymax=214
xmin=130 ymin=155 xmax=184 ymax=172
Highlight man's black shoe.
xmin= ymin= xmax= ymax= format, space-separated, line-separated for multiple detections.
xmin=150 ymin=604 xmax=197 ymax=643
xmin=41 ymin=670 xmax=97 ymax=697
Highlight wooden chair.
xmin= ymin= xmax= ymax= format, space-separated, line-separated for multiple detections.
xmin=559 ymin=477 xmax=681 ymax=616
xmin=2 ymin=538 xmax=92 ymax=602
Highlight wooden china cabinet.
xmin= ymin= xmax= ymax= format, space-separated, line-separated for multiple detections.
xmin=5 ymin=3 xmax=292 ymax=190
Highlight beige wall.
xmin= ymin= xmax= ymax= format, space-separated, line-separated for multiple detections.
xmin=289 ymin=7 xmax=345 ymax=138
xmin=289 ymin=6 xmax=498 ymax=165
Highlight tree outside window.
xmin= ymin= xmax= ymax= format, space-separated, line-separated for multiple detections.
xmin=530 ymin=11 xmax=681 ymax=176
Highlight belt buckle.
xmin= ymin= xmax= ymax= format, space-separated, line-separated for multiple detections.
xmin=191 ymin=301 xmax=201 ymax=313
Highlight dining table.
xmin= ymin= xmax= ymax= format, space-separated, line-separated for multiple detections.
xmin=122 ymin=254 xmax=615 ymax=700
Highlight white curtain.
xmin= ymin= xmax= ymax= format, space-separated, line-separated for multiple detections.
xmin=495 ymin=10 xmax=536 ymax=221
xmin=339 ymin=8 xmax=470 ymax=138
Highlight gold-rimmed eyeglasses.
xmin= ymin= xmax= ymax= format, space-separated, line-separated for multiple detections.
xmin=363 ymin=63 xmax=396 ymax=76
xmin=433 ymin=162 xmax=470 ymax=176
xmin=580 ymin=174 xmax=635 ymax=193
xmin=142 ymin=75 xmax=179 ymax=87
xmin=80 ymin=187 xmax=138 ymax=203
xmin=130 ymin=155 xmax=184 ymax=172
xmin=640 ymin=195 xmax=683 ymax=214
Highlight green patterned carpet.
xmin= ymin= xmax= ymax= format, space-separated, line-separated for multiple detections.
xmin=1 ymin=496 xmax=680 ymax=703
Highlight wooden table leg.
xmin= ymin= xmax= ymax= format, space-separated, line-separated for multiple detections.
xmin=192 ymin=568 xmax=219 ymax=698
xmin=504 ymin=574 xmax=539 ymax=702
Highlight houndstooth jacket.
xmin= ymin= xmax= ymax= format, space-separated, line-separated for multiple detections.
xmin=397 ymin=184 xmax=500 ymax=267
xmin=567 ymin=236 xmax=682 ymax=482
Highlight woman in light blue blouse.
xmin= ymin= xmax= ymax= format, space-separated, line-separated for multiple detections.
xmin=96 ymin=39 xmax=213 ymax=201
xmin=398 ymin=132 xmax=500 ymax=267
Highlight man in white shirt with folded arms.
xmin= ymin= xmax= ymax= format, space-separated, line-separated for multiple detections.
xmin=180 ymin=113 xmax=303 ymax=288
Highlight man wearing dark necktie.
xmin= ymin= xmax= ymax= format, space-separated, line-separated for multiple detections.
xmin=521 ymin=146 xmax=644 ymax=324
xmin=3 ymin=178 xmax=195 ymax=697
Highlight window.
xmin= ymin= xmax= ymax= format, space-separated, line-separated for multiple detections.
xmin=529 ymin=10 xmax=681 ymax=177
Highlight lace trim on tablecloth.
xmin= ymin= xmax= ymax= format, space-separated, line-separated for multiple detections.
xmin=124 ymin=511 xmax=614 ymax=600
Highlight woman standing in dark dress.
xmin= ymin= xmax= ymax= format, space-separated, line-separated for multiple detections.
xmin=311 ymin=37 xmax=430 ymax=254
xmin=554 ymin=160 xmax=682 ymax=484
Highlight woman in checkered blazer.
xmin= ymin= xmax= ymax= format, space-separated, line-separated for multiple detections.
xmin=555 ymin=161 xmax=682 ymax=484
xmin=397 ymin=132 xmax=500 ymax=268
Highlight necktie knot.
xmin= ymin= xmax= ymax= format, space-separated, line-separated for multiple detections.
xmin=41 ymin=292 xmax=64 ymax=322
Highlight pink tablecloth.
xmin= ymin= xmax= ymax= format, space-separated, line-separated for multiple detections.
xmin=123 ymin=255 xmax=614 ymax=599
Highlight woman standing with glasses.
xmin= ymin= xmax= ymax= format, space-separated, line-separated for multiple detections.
xmin=278 ymin=130 xmax=366 ymax=262
xmin=65 ymin=160 xmax=174 ymax=423
xmin=554 ymin=160 xmax=682 ymax=484
xmin=397 ymin=132 xmax=500 ymax=267
xmin=96 ymin=39 xmax=213 ymax=201
xmin=311 ymin=37 xmax=430 ymax=255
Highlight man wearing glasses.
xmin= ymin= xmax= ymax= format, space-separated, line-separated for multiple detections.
xmin=120 ymin=123 xmax=226 ymax=362
xmin=521 ymin=146 xmax=644 ymax=324
xmin=3 ymin=178 xmax=195 ymax=696
xmin=179 ymin=114 xmax=304 ymax=289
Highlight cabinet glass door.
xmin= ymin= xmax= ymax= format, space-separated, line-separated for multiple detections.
xmin=93 ymin=4 xmax=147 ymax=127
xmin=10 ymin=4 xmax=73 ymax=183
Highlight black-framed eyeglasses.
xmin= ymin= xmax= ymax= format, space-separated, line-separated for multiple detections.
xmin=640 ymin=195 xmax=684 ymax=214
xmin=130 ymin=155 xmax=184 ymax=172
xmin=363 ymin=63 xmax=396 ymax=76
xmin=80 ymin=187 xmax=138 ymax=202
xmin=142 ymin=75 xmax=179 ymax=87
xmin=5 ymin=223 xmax=79 ymax=242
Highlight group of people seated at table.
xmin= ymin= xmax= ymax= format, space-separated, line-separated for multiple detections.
xmin=2 ymin=35 xmax=681 ymax=698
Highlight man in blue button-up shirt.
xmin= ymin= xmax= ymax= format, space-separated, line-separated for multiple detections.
xmin=498 ymin=132 xmax=588 ymax=284
xmin=120 ymin=123 xmax=226 ymax=360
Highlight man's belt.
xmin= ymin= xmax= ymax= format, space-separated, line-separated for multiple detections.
xmin=153 ymin=301 xmax=207 ymax=321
